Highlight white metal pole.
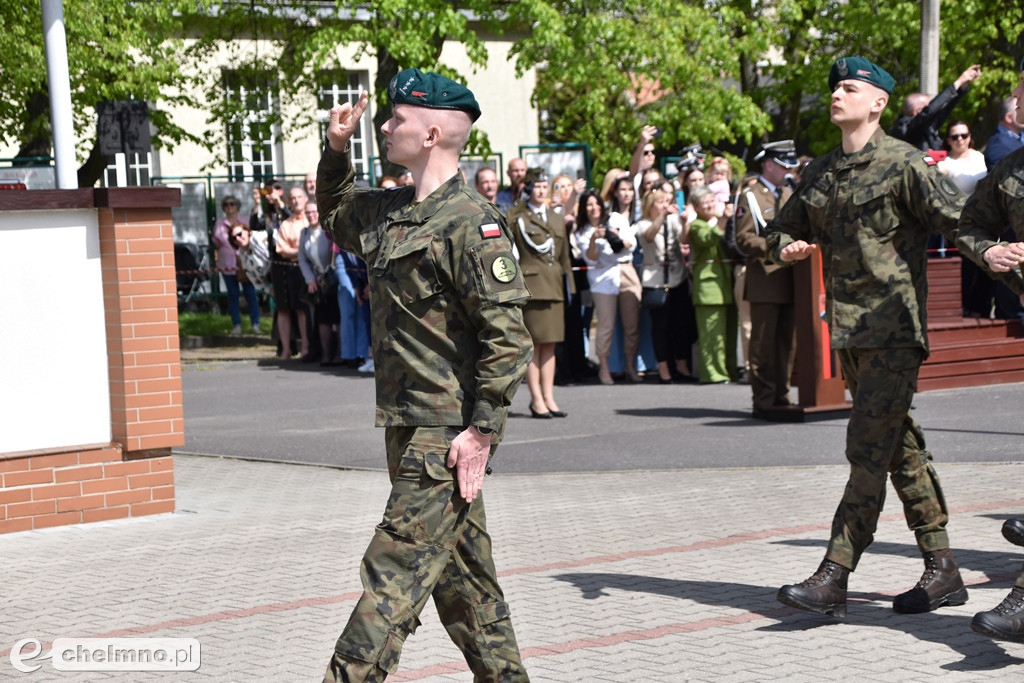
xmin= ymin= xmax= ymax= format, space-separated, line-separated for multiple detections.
xmin=41 ymin=0 xmax=78 ymax=189
xmin=920 ymin=0 xmax=940 ymax=96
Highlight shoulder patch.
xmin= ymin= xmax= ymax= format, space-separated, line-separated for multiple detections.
xmin=939 ymin=177 xmax=960 ymax=197
xmin=491 ymin=255 xmax=518 ymax=283
xmin=923 ymin=155 xmax=937 ymax=166
xmin=479 ymin=223 xmax=501 ymax=239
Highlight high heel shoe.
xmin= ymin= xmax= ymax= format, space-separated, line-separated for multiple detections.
xmin=530 ymin=406 xmax=553 ymax=419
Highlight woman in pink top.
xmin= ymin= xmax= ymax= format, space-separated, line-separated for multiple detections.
xmin=212 ymin=195 xmax=260 ymax=334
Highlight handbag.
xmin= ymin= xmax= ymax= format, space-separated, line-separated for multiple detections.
xmin=317 ymin=266 xmax=339 ymax=291
xmin=641 ymin=221 xmax=671 ymax=309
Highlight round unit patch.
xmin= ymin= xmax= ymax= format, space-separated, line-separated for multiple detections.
xmin=491 ymin=256 xmax=518 ymax=283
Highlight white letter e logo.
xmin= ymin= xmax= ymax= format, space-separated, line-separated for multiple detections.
xmin=10 ymin=638 xmax=50 ymax=673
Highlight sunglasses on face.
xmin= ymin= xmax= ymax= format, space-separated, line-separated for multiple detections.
xmin=948 ymin=133 xmax=970 ymax=141
xmin=231 ymin=231 xmax=245 ymax=239
xmin=643 ymin=149 xmax=655 ymax=156
xmin=223 ymin=201 xmax=238 ymax=207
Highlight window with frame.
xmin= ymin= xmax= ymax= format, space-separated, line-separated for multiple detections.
xmin=317 ymin=70 xmax=371 ymax=179
xmin=224 ymin=71 xmax=279 ymax=182
xmin=102 ymin=152 xmax=152 ymax=187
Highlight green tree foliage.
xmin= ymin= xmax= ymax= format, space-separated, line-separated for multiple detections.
xmin=0 ymin=1 xmax=199 ymax=186
xmin=506 ymin=0 xmax=773 ymax=174
xmin=186 ymin=0 xmax=498 ymax=177
xmin=2 ymin=1 xmax=1022 ymax=185
xmin=733 ymin=0 xmax=1024 ymax=156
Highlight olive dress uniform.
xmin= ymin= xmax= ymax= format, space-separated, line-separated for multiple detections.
xmin=317 ymin=143 xmax=533 ymax=681
xmin=734 ymin=178 xmax=795 ymax=412
xmin=689 ymin=216 xmax=737 ymax=383
xmin=506 ymin=201 xmax=575 ymax=343
xmin=767 ymin=128 xmax=965 ymax=574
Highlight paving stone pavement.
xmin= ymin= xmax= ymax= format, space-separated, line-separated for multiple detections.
xmin=3 ymin=454 xmax=1024 ymax=681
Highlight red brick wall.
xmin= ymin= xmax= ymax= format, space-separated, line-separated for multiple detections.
xmin=0 ymin=446 xmax=174 ymax=534
xmin=0 ymin=188 xmax=183 ymax=535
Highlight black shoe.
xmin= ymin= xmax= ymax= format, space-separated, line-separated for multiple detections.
xmin=530 ymin=407 xmax=553 ymax=419
xmin=549 ymin=410 xmax=568 ymax=418
xmin=972 ymin=586 xmax=1024 ymax=642
xmin=777 ymin=560 xmax=849 ymax=618
xmin=892 ymin=549 xmax=968 ymax=614
xmin=1003 ymin=519 xmax=1024 ymax=548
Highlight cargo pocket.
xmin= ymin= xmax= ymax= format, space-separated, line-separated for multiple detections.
xmin=852 ymin=182 xmax=898 ymax=238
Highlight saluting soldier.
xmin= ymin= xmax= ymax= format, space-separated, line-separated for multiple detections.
xmin=957 ymin=59 xmax=1024 ymax=644
xmin=734 ymin=140 xmax=800 ymax=418
xmin=767 ymin=56 xmax=969 ymax=619
xmin=317 ymin=69 xmax=532 ymax=682
xmin=507 ymin=168 xmax=575 ymax=418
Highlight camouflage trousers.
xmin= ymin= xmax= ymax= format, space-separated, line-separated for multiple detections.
xmin=825 ymin=347 xmax=951 ymax=571
xmin=324 ymin=426 xmax=529 ymax=683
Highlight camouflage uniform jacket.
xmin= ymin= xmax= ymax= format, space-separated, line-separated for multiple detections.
xmin=316 ymin=146 xmax=533 ymax=433
xmin=766 ymin=128 xmax=964 ymax=352
xmin=957 ymin=146 xmax=1024 ymax=295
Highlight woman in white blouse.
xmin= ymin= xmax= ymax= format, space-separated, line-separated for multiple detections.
xmin=575 ymin=187 xmax=640 ymax=384
xmin=938 ymin=120 xmax=987 ymax=195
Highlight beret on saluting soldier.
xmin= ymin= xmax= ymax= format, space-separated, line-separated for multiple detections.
xmin=828 ymin=56 xmax=895 ymax=95
xmin=388 ymin=68 xmax=481 ymax=122
xmin=754 ymin=140 xmax=800 ymax=169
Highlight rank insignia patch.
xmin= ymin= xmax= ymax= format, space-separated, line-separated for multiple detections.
xmin=491 ymin=255 xmax=518 ymax=283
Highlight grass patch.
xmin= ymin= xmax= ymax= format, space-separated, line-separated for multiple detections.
xmin=178 ymin=312 xmax=271 ymax=337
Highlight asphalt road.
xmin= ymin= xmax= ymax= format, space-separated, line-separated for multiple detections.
xmin=179 ymin=358 xmax=1024 ymax=473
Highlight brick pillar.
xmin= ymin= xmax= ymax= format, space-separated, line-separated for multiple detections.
xmin=97 ymin=188 xmax=185 ymax=459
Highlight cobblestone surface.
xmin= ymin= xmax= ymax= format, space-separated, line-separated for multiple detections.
xmin=3 ymin=455 xmax=1024 ymax=681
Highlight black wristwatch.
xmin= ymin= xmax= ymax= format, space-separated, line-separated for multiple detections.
xmin=472 ymin=425 xmax=494 ymax=436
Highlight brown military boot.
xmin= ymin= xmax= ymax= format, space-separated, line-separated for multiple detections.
xmin=892 ymin=548 xmax=968 ymax=613
xmin=972 ymin=585 xmax=1024 ymax=643
xmin=777 ymin=560 xmax=849 ymax=618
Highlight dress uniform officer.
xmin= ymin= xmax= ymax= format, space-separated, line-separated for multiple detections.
xmin=317 ymin=69 xmax=532 ymax=682
xmin=734 ymin=140 xmax=800 ymax=418
xmin=957 ymin=59 xmax=1024 ymax=644
xmin=507 ymin=168 xmax=575 ymax=418
xmin=767 ymin=56 xmax=969 ymax=619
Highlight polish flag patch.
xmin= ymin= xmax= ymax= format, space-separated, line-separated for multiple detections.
xmin=923 ymin=155 xmax=937 ymax=166
xmin=479 ymin=223 xmax=501 ymax=239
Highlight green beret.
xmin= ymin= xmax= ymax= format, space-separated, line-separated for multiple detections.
xmin=828 ymin=56 xmax=895 ymax=95
xmin=388 ymin=68 xmax=481 ymax=122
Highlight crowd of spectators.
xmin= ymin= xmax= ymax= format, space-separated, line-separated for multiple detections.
xmin=209 ymin=64 xmax=1021 ymax=409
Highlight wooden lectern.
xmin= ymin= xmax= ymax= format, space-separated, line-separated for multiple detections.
xmin=768 ymin=249 xmax=850 ymax=421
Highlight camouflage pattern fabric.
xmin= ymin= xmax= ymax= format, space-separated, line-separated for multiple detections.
xmin=764 ymin=129 xmax=962 ymax=572
xmin=317 ymin=146 xmax=533 ymax=431
xmin=767 ymin=129 xmax=964 ymax=353
xmin=957 ymin=145 xmax=1024 ymax=295
xmin=826 ymin=348 xmax=949 ymax=570
xmin=956 ymin=147 xmax=1024 ymax=590
xmin=324 ymin=427 xmax=528 ymax=682
xmin=316 ymin=146 xmax=532 ymax=681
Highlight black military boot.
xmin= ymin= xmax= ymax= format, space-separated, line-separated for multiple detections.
xmin=1002 ymin=519 xmax=1024 ymax=548
xmin=892 ymin=548 xmax=968 ymax=613
xmin=972 ymin=586 xmax=1024 ymax=643
xmin=777 ymin=560 xmax=849 ymax=618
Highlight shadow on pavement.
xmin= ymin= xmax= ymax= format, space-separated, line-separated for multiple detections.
xmin=553 ymin=570 xmax=1023 ymax=672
